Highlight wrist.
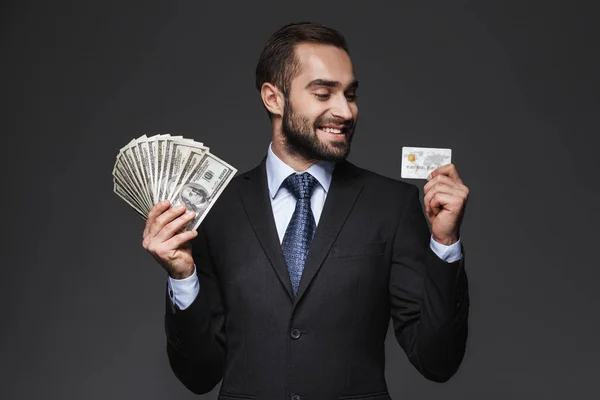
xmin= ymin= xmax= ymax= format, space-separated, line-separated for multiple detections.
xmin=169 ymin=266 xmax=194 ymax=280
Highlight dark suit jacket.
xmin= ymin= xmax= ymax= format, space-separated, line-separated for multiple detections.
xmin=165 ymin=158 xmax=469 ymax=400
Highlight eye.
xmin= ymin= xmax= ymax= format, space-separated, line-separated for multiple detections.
xmin=345 ymin=92 xmax=357 ymax=102
xmin=314 ymin=93 xmax=330 ymax=100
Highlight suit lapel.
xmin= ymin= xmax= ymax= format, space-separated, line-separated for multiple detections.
xmin=239 ymin=158 xmax=295 ymax=301
xmin=293 ymin=160 xmax=363 ymax=308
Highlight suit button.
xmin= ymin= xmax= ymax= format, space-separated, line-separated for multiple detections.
xmin=290 ymin=328 xmax=301 ymax=339
xmin=291 ymin=394 xmax=301 ymax=400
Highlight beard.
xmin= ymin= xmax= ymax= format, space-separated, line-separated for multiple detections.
xmin=281 ymin=96 xmax=356 ymax=162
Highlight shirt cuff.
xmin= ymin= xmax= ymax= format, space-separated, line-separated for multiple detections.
xmin=429 ymin=235 xmax=462 ymax=263
xmin=167 ymin=265 xmax=200 ymax=310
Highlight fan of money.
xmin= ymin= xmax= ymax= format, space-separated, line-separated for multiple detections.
xmin=113 ymin=134 xmax=237 ymax=232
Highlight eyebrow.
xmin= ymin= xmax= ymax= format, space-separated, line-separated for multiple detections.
xmin=305 ymin=79 xmax=359 ymax=90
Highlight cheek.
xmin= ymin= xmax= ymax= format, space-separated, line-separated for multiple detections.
xmin=295 ymin=94 xmax=327 ymax=120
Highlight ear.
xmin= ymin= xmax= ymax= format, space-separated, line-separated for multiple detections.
xmin=260 ymin=82 xmax=285 ymax=117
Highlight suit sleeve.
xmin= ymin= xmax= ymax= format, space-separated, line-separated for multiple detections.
xmin=389 ymin=184 xmax=469 ymax=382
xmin=164 ymin=223 xmax=226 ymax=394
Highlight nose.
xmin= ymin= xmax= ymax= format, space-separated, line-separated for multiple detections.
xmin=330 ymin=94 xmax=354 ymax=121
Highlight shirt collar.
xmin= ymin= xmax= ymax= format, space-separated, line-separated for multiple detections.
xmin=266 ymin=142 xmax=335 ymax=199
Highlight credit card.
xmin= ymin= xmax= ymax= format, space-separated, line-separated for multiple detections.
xmin=401 ymin=147 xmax=452 ymax=179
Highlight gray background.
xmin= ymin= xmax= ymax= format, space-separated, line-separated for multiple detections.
xmin=2 ymin=0 xmax=598 ymax=399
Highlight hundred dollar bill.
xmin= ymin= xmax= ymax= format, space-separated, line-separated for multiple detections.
xmin=155 ymin=135 xmax=169 ymax=202
xmin=118 ymin=140 xmax=152 ymax=212
xmin=134 ymin=135 xmax=155 ymax=206
xmin=114 ymin=157 xmax=148 ymax=214
xmin=113 ymin=155 xmax=139 ymax=199
xmin=171 ymin=152 xmax=237 ymax=231
xmin=113 ymin=181 xmax=146 ymax=219
xmin=151 ymin=134 xmax=169 ymax=203
xmin=156 ymin=135 xmax=186 ymax=202
xmin=113 ymin=134 xmax=235 ymax=225
xmin=167 ymin=147 xmax=208 ymax=203
xmin=113 ymin=164 xmax=146 ymax=213
xmin=163 ymin=139 xmax=207 ymax=203
xmin=146 ymin=135 xmax=159 ymax=204
xmin=122 ymin=140 xmax=152 ymax=210
xmin=167 ymin=140 xmax=208 ymax=202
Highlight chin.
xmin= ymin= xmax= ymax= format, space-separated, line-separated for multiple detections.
xmin=323 ymin=141 xmax=352 ymax=161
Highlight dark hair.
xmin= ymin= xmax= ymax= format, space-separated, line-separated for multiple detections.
xmin=255 ymin=22 xmax=350 ymax=105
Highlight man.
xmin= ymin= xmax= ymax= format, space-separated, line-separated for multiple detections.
xmin=142 ymin=22 xmax=470 ymax=399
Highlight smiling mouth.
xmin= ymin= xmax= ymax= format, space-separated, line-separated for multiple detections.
xmin=317 ymin=125 xmax=348 ymax=135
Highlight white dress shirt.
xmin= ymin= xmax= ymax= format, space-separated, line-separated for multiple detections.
xmin=168 ymin=143 xmax=462 ymax=310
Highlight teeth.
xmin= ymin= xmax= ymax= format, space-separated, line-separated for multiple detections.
xmin=321 ymin=127 xmax=342 ymax=134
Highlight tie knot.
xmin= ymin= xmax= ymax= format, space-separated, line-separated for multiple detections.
xmin=282 ymin=172 xmax=318 ymax=200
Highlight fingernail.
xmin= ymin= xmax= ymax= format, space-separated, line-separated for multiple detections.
xmin=186 ymin=210 xmax=196 ymax=217
xmin=176 ymin=205 xmax=185 ymax=211
xmin=427 ymin=174 xmax=432 ymax=180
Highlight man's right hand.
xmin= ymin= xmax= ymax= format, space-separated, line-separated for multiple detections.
xmin=142 ymin=200 xmax=198 ymax=279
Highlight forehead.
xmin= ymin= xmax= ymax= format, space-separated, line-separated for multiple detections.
xmin=292 ymin=43 xmax=355 ymax=86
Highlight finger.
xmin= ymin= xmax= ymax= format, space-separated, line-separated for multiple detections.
xmin=428 ymin=192 xmax=456 ymax=215
xmin=163 ymin=229 xmax=198 ymax=251
xmin=424 ymin=180 xmax=451 ymax=214
xmin=144 ymin=200 xmax=170 ymax=238
xmin=147 ymin=204 xmax=187 ymax=239
xmin=424 ymin=183 xmax=466 ymax=207
xmin=424 ymin=174 xmax=462 ymax=195
xmin=154 ymin=210 xmax=197 ymax=243
xmin=425 ymin=188 xmax=446 ymax=215
xmin=427 ymin=163 xmax=462 ymax=183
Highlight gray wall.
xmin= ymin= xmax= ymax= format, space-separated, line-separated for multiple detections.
xmin=2 ymin=1 xmax=598 ymax=399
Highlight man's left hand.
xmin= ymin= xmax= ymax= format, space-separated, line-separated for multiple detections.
xmin=423 ymin=163 xmax=469 ymax=245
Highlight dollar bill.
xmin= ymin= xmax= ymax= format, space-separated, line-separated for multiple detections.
xmin=134 ymin=136 xmax=154 ymax=206
xmin=113 ymin=163 xmax=146 ymax=213
xmin=118 ymin=141 xmax=152 ymax=212
xmin=151 ymin=134 xmax=169 ymax=204
xmin=113 ymin=181 xmax=146 ymax=218
xmin=113 ymin=134 xmax=236 ymax=228
xmin=167 ymin=147 xmax=208 ymax=203
xmin=162 ymin=139 xmax=207 ymax=203
xmin=146 ymin=135 xmax=158 ymax=204
xmin=170 ymin=152 xmax=236 ymax=231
